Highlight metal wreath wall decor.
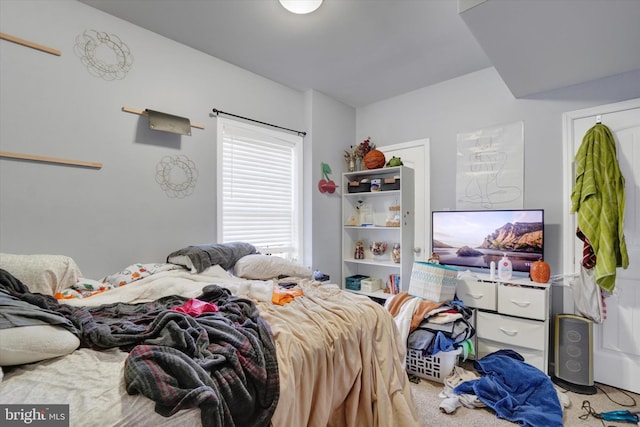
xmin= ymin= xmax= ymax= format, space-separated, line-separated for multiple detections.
xmin=74 ymin=29 xmax=134 ymax=80
xmin=155 ymin=155 xmax=198 ymax=198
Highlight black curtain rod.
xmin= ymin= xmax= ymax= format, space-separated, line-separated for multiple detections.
xmin=212 ymin=108 xmax=307 ymax=137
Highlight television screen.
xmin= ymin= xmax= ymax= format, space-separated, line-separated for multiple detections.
xmin=431 ymin=209 xmax=544 ymax=274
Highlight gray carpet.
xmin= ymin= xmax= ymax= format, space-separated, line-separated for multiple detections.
xmin=409 ymin=364 xmax=639 ymax=427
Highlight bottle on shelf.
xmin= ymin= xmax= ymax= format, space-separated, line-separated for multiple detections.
xmin=354 ymin=241 xmax=365 ymax=259
xmin=497 ymin=253 xmax=512 ymax=280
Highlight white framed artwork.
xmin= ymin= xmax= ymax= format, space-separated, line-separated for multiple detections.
xmin=456 ymin=121 xmax=524 ymax=210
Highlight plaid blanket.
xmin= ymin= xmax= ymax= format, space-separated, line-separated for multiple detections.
xmin=0 ymin=269 xmax=279 ymax=427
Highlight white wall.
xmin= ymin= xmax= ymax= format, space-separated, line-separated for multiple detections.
xmin=2 ymin=0 xmax=639 ymax=287
xmin=0 ymin=0 xmax=308 ymax=278
xmin=356 ymin=67 xmax=640 ymax=277
xmin=305 ymin=90 xmax=355 ymax=282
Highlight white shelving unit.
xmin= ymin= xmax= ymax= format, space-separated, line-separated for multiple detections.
xmin=341 ymin=166 xmax=414 ymax=301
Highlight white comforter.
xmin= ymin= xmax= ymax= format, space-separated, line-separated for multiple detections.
xmin=0 ymin=266 xmax=420 ymax=427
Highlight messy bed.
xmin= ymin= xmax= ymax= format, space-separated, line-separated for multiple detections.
xmin=0 ymin=243 xmax=420 ymax=427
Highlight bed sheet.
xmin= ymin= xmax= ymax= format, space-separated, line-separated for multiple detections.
xmin=0 ymin=266 xmax=419 ymax=427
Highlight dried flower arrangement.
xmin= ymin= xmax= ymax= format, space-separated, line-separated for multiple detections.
xmin=344 ymin=137 xmax=375 ymax=171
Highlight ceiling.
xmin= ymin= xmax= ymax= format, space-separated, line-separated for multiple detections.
xmin=79 ymin=0 xmax=640 ymax=108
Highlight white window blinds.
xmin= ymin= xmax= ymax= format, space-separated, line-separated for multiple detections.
xmin=217 ymin=118 xmax=303 ymax=261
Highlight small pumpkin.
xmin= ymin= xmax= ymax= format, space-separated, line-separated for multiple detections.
xmin=364 ymin=149 xmax=386 ymax=169
xmin=530 ymin=258 xmax=551 ymax=283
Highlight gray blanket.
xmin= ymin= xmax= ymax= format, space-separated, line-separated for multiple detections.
xmin=166 ymin=242 xmax=258 ymax=272
xmin=0 ymin=269 xmax=77 ymax=332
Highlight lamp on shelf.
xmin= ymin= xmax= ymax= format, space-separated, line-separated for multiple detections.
xmin=279 ymin=0 xmax=323 ymax=14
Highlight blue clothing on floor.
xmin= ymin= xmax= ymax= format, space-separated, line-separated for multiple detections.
xmin=454 ymin=349 xmax=562 ymax=427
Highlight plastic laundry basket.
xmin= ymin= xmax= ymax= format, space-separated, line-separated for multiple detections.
xmin=406 ymin=347 xmax=461 ymax=383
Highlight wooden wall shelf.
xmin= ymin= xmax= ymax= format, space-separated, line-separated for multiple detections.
xmin=0 ymin=151 xmax=102 ymax=169
xmin=0 ymin=32 xmax=61 ymax=56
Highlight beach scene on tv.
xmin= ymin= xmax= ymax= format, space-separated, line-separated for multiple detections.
xmin=432 ymin=210 xmax=543 ymax=273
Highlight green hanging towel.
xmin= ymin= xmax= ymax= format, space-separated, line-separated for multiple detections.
xmin=571 ymin=123 xmax=629 ymax=292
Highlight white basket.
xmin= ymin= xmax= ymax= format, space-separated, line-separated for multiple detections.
xmin=360 ymin=277 xmax=382 ymax=293
xmin=406 ymin=347 xmax=461 ymax=383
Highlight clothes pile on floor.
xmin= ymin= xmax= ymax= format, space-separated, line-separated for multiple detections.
xmin=440 ymin=349 xmax=570 ymax=427
xmin=385 ymin=291 xmax=475 ymax=358
xmin=408 ymin=301 xmax=474 ymax=357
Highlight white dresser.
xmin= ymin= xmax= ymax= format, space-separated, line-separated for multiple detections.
xmin=457 ymin=273 xmax=550 ymax=374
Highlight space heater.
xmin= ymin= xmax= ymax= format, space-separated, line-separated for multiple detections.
xmin=551 ymin=314 xmax=597 ymax=394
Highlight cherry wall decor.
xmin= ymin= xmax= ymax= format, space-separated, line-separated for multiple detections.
xmin=318 ymin=162 xmax=338 ymax=194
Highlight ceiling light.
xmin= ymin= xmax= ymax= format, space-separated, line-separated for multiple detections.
xmin=279 ymin=0 xmax=323 ymax=14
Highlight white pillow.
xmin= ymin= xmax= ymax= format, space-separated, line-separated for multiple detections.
xmin=233 ymin=254 xmax=312 ymax=280
xmin=0 ymin=254 xmax=82 ymax=296
xmin=0 ymin=325 xmax=80 ymax=366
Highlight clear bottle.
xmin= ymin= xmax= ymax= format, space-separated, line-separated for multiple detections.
xmin=356 ymin=200 xmax=373 ymax=226
xmin=498 ymin=253 xmax=512 ymax=280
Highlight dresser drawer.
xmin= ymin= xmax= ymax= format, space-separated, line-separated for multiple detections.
xmin=476 ymin=311 xmax=546 ymax=350
xmin=476 ymin=339 xmax=547 ymax=373
xmin=456 ymin=279 xmax=497 ymax=311
xmin=498 ymin=284 xmax=548 ymax=320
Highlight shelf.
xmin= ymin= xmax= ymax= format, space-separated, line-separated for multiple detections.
xmin=344 ymin=258 xmax=401 ymax=268
xmin=344 ymin=225 xmax=400 ymax=230
xmin=345 ymin=289 xmax=393 ymax=300
xmin=344 ymin=190 xmax=401 ymax=197
xmin=0 ymin=151 xmax=102 ymax=169
xmin=342 ymin=165 xmax=414 ymax=297
xmin=344 ymin=166 xmax=403 ymax=177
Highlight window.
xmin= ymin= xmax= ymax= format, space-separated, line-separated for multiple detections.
xmin=217 ymin=117 xmax=303 ymax=261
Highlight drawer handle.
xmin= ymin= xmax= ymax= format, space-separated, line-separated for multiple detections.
xmin=465 ymin=292 xmax=484 ymax=300
xmin=499 ymin=327 xmax=518 ymax=336
xmin=510 ymin=299 xmax=531 ymax=308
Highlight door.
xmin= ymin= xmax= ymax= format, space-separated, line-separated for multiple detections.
xmin=379 ymin=139 xmax=430 ymax=262
xmin=563 ymin=98 xmax=640 ymax=393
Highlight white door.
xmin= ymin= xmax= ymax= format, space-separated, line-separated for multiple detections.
xmin=380 ymin=139 xmax=430 ymax=262
xmin=563 ymin=98 xmax=640 ymax=393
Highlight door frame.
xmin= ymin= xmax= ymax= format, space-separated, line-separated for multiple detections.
xmin=562 ymin=98 xmax=640 ymax=391
xmin=380 ymin=138 xmax=431 ymax=260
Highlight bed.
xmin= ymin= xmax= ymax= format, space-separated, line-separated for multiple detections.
xmin=0 ymin=246 xmax=420 ymax=427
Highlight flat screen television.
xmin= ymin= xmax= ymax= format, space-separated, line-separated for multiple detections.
xmin=431 ymin=209 xmax=544 ymax=276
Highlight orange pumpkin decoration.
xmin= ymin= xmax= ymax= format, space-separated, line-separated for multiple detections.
xmin=364 ymin=149 xmax=386 ymax=169
xmin=530 ymin=258 xmax=551 ymax=283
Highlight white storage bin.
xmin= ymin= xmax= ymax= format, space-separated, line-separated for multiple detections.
xmin=360 ymin=277 xmax=382 ymax=292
